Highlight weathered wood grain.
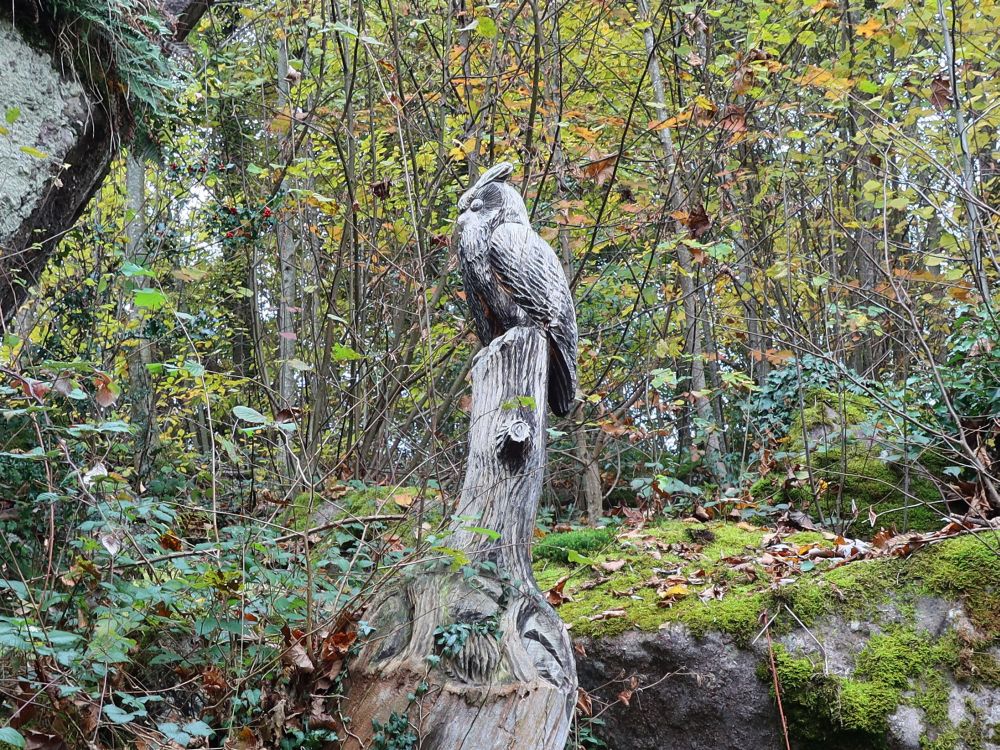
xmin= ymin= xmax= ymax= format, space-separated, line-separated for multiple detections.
xmin=340 ymin=327 xmax=577 ymax=750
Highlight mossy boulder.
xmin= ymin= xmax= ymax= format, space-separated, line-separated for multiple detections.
xmin=537 ymin=519 xmax=1000 ymax=750
xmin=750 ymin=389 xmax=949 ymax=537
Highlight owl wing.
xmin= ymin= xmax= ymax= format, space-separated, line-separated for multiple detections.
xmin=460 ymin=257 xmax=495 ymax=346
xmin=488 ymin=223 xmax=579 ymax=416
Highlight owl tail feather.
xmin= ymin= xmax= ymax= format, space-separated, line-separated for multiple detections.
xmin=547 ymin=338 xmax=576 ymax=418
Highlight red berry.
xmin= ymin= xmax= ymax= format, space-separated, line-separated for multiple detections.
xmin=229 ymin=207 xmax=238 ymax=215
xmin=225 ymin=231 xmax=234 ymax=239
xmin=263 ymin=207 xmax=272 ymax=218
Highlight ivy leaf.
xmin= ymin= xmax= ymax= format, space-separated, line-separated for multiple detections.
xmin=134 ymin=288 xmax=167 ymax=310
xmin=232 ymin=405 xmax=268 ymax=424
xmin=121 ymin=261 xmax=156 ymax=278
xmin=463 ymin=525 xmax=501 ymax=540
xmin=329 ymin=21 xmax=358 ymax=36
xmin=104 ymin=704 xmax=143 ymax=723
xmin=475 ymin=17 xmax=497 ymax=38
xmin=182 ymin=721 xmax=213 ymax=738
xmin=0 ymin=727 xmax=25 ymax=748
xmin=566 ymin=549 xmax=597 ymax=566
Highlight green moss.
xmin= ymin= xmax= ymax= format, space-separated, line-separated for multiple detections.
xmin=750 ymin=447 xmax=946 ymax=537
xmin=921 ymin=703 xmax=989 ymax=750
xmin=534 ymin=527 xmax=616 ymax=563
xmin=910 ymin=536 xmax=1000 ymax=636
xmin=838 ymin=679 xmax=900 ymax=736
xmin=913 ymin=668 xmax=951 ymax=727
xmin=765 ymin=648 xmax=897 ymax=749
xmin=532 ymin=521 xmax=768 ymax=639
xmin=671 ymin=587 xmax=767 ymax=644
xmin=752 ymin=387 xmax=950 ymax=537
xmin=537 ymin=520 xmax=1000 ymax=747
xmin=855 ymin=630 xmax=931 ymax=688
xmin=786 ymin=389 xmax=872 ymax=454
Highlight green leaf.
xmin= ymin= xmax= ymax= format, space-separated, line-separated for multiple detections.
xmin=19 ymin=145 xmax=48 ymax=159
xmin=566 ymin=549 xmax=597 ymax=566
xmin=121 ymin=261 xmax=156 ymax=278
xmin=157 ymin=723 xmax=192 ymax=747
xmin=5 ymin=107 xmax=20 ymax=124
xmin=502 ymin=395 xmax=536 ymax=410
xmin=184 ymin=360 xmax=206 ymax=378
xmin=0 ymin=727 xmax=25 ymax=748
xmin=134 ymin=288 xmax=167 ymax=310
xmin=651 ymin=368 xmax=678 ymax=389
xmin=104 ymin=704 xmax=143 ymax=723
xmin=475 ymin=17 xmax=497 ymax=38
xmin=329 ymin=21 xmax=358 ymax=36
xmin=463 ymin=525 xmax=501 ymax=540
xmin=331 ymin=343 xmax=363 ymax=361
xmin=0 ymin=447 xmax=46 ymax=460
xmin=183 ymin=721 xmax=213 ymax=738
xmin=232 ymin=405 xmax=268 ymax=424
xmin=286 ymin=358 xmax=312 ymax=371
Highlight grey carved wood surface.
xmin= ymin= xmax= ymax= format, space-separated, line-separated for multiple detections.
xmin=341 ymin=327 xmax=577 ymax=750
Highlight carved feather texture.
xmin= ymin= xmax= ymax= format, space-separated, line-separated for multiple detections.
xmin=455 ymin=165 xmax=579 ymax=416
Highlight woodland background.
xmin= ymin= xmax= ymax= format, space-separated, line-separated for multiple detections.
xmin=1 ymin=0 xmax=999 ymax=746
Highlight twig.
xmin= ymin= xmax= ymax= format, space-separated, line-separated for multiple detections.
xmin=765 ymin=614 xmax=793 ymax=750
xmin=272 ymin=513 xmax=405 ymax=544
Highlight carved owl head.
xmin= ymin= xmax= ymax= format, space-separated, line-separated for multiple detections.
xmin=457 ymin=162 xmax=529 ymax=228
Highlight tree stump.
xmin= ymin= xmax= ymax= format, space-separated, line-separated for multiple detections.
xmin=341 ymin=327 xmax=577 ymax=749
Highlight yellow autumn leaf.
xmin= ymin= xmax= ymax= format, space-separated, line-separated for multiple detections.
xmin=660 ymin=584 xmax=689 ymax=599
xmin=392 ymin=490 xmax=416 ymax=508
xmin=856 ymin=17 xmax=885 ymax=38
xmin=648 ymin=111 xmax=692 ymax=130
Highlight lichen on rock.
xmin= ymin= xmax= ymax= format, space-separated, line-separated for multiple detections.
xmin=0 ymin=23 xmax=89 ymax=244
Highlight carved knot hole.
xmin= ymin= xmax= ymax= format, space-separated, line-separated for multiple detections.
xmin=497 ymin=419 xmax=532 ymax=469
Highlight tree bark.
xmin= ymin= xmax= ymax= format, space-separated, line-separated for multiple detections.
xmin=124 ymin=153 xmax=161 ymax=481
xmin=0 ymin=0 xmax=209 ymax=327
xmin=340 ymin=327 xmax=576 ymax=750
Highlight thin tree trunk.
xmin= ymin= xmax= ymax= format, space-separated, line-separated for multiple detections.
xmin=276 ymin=38 xmax=298 ymax=410
xmin=638 ymin=0 xmax=726 ymax=482
xmin=124 ymin=153 xmax=159 ymax=481
xmin=341 ymin=328 xmax=576 ymax=749
xmin=936 ymin=0 xmax=990 ymax=304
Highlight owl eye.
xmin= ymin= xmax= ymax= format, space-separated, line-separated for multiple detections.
xmin=470 ymin=198 xmax=484 ymax=212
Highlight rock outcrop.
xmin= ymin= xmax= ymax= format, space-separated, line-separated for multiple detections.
xmin=535 ymin=521 xmax=1000 ymax=750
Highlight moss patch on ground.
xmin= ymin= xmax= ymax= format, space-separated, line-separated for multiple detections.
xmin=750 ymin=389 xmax=948 ymax=537
xmin=534 ymin=520 xmax=775 ymax=640
xmin=535 ymin=520 xmax=1000 ymax=748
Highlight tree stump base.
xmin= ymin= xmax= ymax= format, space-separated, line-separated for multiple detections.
xmin=340 ymin=327 xmax=576 ymax=749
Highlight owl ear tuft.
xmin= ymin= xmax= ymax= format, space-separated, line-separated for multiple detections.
xmin=473 ymin=162 xmax=514 ymax=191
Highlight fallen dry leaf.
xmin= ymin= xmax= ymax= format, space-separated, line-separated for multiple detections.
xmin=586 ymin=608 xmax=627 ymax=622
xmin=546 ymin=575 xmax=572 ymax=607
